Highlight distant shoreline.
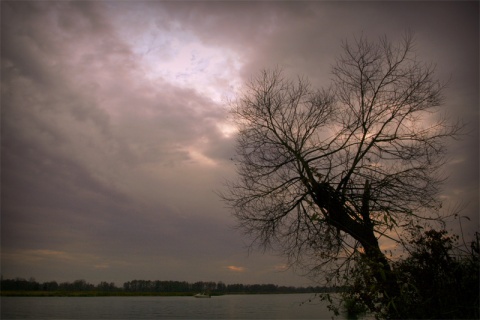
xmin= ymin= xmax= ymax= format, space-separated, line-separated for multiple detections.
xmin=1 ymin=278 xmax=340 ymax=296
xmin=0 ymin=291 xmax=320 ymax=297
xmin=1 ymin=291 xmax=204 ymax=297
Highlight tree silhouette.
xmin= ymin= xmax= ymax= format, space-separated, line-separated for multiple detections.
xmin=222 ymin=33 xmax=461 ymax=314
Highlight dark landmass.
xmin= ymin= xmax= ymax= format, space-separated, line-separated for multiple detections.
xmin=0 ymin=277 xmax=340 ymax=297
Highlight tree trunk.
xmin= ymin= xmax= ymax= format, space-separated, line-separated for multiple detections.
xmin=312 ymin=180 xmax=400 ymax=315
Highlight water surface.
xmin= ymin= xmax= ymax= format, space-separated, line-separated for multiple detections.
xmin=1 ymin=293 xmax=347 ymax=319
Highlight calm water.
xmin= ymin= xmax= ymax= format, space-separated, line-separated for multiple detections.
xmin=1 ymin=294 xmax=350 ymax=319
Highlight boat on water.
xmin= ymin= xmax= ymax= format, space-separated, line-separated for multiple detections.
xmin=194 ymin=293 xmax=211 ymax=298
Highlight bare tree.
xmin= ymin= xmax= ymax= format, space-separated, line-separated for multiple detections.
xmin=222 ymin=33 xmax=461 ymax=311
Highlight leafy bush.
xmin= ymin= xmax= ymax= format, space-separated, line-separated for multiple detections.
xmin=340 ymin=229 xmax=479 ymax=319
xmin=392 ymin=229 xmax=479 ymax=319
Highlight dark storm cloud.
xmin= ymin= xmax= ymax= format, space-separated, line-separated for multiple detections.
xmin=1 ymin=1 xmax=478 ymax=286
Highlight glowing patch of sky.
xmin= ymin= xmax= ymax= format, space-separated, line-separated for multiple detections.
xmin=142 ymin=35 xmax=242 ymax=103
xmin=186 ymin=148 xmax=218 ymax=167
xmin=109 ymin=8 xmax=243 ymax=104
xmin=227 ymin=265 xmax=246 ymax=272
xmin=106 ymin=6 xmax=242 ymax=144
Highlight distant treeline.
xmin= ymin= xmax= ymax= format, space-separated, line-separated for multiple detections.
xmin=0 ymin=277 xmax=338 ymax=294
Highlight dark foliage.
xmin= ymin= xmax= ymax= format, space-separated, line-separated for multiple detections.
xmin=0 ymin=277 xmax=332 ymax=295
xmin=393 ymin=230 xmax=479 ymax=319
xmin=341 ymin=229 xmax=480 ymax=319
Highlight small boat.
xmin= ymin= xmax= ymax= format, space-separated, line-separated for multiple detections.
xmin=194 ymin=293 xmax=211 ymax=298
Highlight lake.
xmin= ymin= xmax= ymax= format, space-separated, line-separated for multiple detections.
xmin=1 ymin=294 xmax=353 ymax=319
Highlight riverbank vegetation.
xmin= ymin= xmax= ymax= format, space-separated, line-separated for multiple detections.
xmin=0 ymin=278 xmax=339 ymax=297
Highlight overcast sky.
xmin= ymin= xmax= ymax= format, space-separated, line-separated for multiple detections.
xmin=1 ymin=1 xmax=478 ymax=287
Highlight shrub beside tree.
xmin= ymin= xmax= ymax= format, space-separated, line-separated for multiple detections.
xmin=340 ymin=229 xmax=479 ymax=319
